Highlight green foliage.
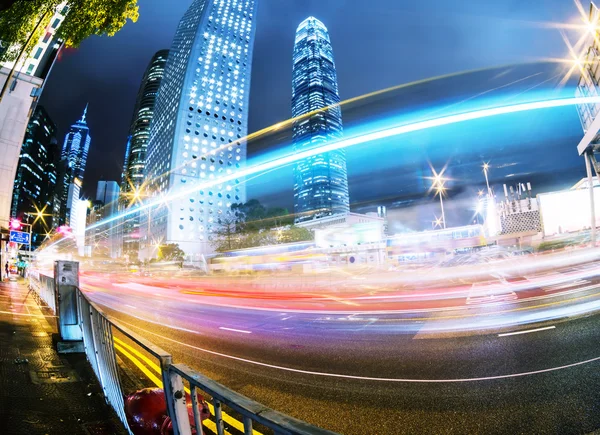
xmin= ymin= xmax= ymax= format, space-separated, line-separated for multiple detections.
xmin=56 ymin=0 xmax=139 ymax=47
xmin=231 ymin=199 xmax=293 ymax=232
xmin=158 ymin=243 xmax=185 ymax=262
xmin=212 ymin=199 xmax=314 ymax=252
xmin=0 ymin=0 xmax=139 ymax=62
xmin=0 ymin=0 xmax=54 ymax=62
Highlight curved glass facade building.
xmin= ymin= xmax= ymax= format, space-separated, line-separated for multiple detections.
xmin=292 ymin=16 xmax=349 ymax=223
xmin=122 ymin=49 xmax=169 ymax=191
xmin=140 ymin=0 xmax=257 ymax=260
xmin=121 ymin=49 xmax=168 ymax=256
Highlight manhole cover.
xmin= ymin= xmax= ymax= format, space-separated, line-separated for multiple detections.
xmin=30 ymin=370 xmax=79 ymax=384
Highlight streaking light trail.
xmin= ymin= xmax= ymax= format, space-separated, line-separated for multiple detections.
xmin=44 ymin=95 xmax=600 ymax=250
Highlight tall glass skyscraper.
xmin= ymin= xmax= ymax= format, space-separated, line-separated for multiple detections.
xmin=140 ymin=0 xmax=258 ymax=261
xmin=61 ymin=104 xmax=91 ymax=182
xmin=58 ymin=105 xmax=91 ymax=225
xmin=121 ymin=49 xmax=168 ymax=256
xmin=292 ymin=17 xmax=349 ymax=223
xmin=11 ymin=105 xmax=60 ymax=244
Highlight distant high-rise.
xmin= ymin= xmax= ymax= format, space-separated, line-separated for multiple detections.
xmin=62 ymin=104 xmax=91 ymax=181
xmin=291 ymin=17 xmax=349 ymax=223
xmin=58 ymin=105 xmax=92 ymax=225
xmin=122 ymin=49 xmax=169 ymax=191
xmin=10 ymin=105 xmax=60 ymax=244
xmin=140 ymin=0 xmax=258 ymax=261
xmin=94 ymin=180 xmax=121 ymax=258
xmin=121 ymin=49 xmax=169 ymax=256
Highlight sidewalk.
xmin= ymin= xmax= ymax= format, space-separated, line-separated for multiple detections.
xmin=0 ymin=277 xmax=127 ymax=435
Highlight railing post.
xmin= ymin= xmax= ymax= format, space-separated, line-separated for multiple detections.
xmin=214 ymin=399 xmax=225 ymax=435
xmin=190 ymin=385 xmax=204 ymax=435
xmin=243 ymin=416 xmax=253 ymax=435
xmin=163 ymin=360 xmax=192 ymax=435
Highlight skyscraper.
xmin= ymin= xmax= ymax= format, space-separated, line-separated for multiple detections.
xmin=10 ymin=105 xmax=60 ymax=244
xmin=58 ymin=105 xmax=92 ymax=225
xmin=62 ymin=104 xmax=91 ymax=181
xmin=140 ymin=0 xmax=258 ymax=261
xmin=94 ymin=180 xmax=121 ymax=258
xmin=291 ymin=17 xmax=349 ymax=223
xmin=121 ymin=49 xmax=169 ymax=256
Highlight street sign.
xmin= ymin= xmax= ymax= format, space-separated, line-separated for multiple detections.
xmin=9 ymin=230 xmax=30 ymax=245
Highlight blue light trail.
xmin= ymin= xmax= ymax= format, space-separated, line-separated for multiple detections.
xmin=44 ymin=95 xmax=600 ymax=250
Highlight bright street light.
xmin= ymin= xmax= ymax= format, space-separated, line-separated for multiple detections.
xmin=482 ymin=162 xmax=492 ymax=196
xmin=429 ymin=166 xmax=447 ymax=229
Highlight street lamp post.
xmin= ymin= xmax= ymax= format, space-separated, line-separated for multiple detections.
xmin=430 ymin=169 xmax=448 ymax=229
xmin=436 ymin=185 xmax=446 ymax=229
xmin=483 ymin=162 xmax=492 ymax=197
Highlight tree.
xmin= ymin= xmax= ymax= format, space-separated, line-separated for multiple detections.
xmin=278 ymin=226 xmax=313 ymax=244
xmin=157 ymin=243 xmax=185 ymax=262
xmin=0 ymin=0 xmax=139 ymax=62
xmin=211 ymin=218 xmax=241 ymax=252
xmin=231 ymin=199 xmax=293 ymax=232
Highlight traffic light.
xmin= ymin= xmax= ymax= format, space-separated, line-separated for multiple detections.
xmin=9 ymin=219 xmax=21 ymax=230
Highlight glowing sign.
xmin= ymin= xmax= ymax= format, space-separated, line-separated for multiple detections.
xmin=539 ymin=188 xmax=600 ymax=236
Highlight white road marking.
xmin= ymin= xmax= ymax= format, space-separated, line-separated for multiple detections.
xmin=498 ymin=325 xmax=555 ymax=337
xmin=122 ymin=319 xmax=600 ymax=383
xmin=219 ymin=327 xmax=252 ymax=334
xmin=126 ymin=304 xmax=137 ymax=309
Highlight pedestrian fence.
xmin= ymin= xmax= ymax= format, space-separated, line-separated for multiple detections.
xmin=29 ymin=268 xmax=337 ymax=435
xmin=29 ymin=270 xmax=56 ymax=313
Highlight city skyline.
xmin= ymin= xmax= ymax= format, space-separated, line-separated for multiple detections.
xmin=38 ymin=0 xmax=582 ymax=199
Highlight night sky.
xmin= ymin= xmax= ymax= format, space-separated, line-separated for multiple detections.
xmin=39 ymin=0 xmax=587 ymax=229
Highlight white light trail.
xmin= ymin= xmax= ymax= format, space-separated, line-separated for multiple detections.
xmin=40 ymin=95 xmax=600 ymax=253
xmin=219 ymin=327 xmax=252 ymax=334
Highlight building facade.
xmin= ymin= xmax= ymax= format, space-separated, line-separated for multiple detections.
xmin=576 ymin=2 xmax=600 ymax=145
xmin=94 ymin=181 xmax=121 ymax=258
xmin=58 ymin=105 xmax=91 ymax=225
xmin=291 ymin=17 xmax=349 ymax=223
xmin=140 ymin=0 xmax=258 ymax=261
xmin=121 ymin=49 xmax=169 ymax=256
xmin=10 ymin=105 xmax=59 ymax=243
xmin=0 ymin=68 xmax=44 ymax=229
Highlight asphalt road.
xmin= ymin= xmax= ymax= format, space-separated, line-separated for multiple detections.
xmin=77 ymin=253 xmax=600 ymax=434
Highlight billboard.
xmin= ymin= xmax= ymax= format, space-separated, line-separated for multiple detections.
xmin=538 ymin=187 xmax=600 ymax=236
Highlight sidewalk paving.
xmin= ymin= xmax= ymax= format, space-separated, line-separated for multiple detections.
xmin=0 ymin=277 xmax=127 ymax=435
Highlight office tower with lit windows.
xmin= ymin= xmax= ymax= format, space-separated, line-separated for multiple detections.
xmin=291 ymin=17 xmax=349 ymax=223
xmin=140 ymin=0 xmax=258 ymax=261
xmin=94 ymin=180 xmax=122 ymax=258
xmin=58 ymin=105 xmax=92 ymax=225
xmin=10 ymin=105 xmax=60 ymax=244
xmin=121 ymin=49 xmax=169 ymax=255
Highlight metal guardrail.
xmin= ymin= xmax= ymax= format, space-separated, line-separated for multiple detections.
xmin=29 ymin=270 xmax=56 ymax=313
xmin=30 ymin=267 xmax=337 ymax=435
xmin=76 ymin=288 xmax=133 ymax=434
xmin=169 ymin=364 xmax=337 ymax=435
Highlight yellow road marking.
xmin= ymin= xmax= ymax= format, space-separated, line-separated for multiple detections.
xmin=114 ymin=337 xmax=261 ymax=435
xmin=114 ymin=343 xmax=164 ymax=389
